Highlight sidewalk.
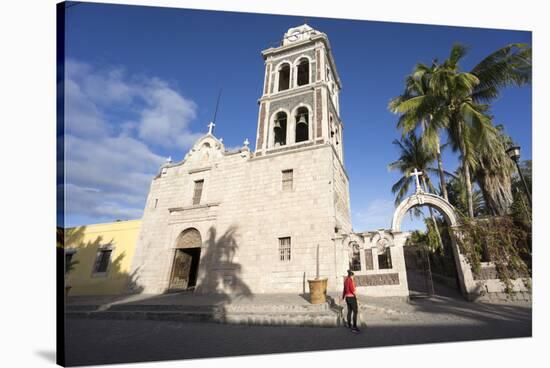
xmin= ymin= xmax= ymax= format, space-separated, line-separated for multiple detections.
xmin=66 ymin=290 xmax=531 ymax=328
xmin=66 ymin=292 xmax=343 ymax=327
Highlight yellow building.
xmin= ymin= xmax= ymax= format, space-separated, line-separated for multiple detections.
xmin=64 ymin=219 xmax=141 ymax=296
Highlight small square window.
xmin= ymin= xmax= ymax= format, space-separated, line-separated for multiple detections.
xmin=282 ymin=169 xmax=293 ymax=191
xmin=93 ymin=248 xmax=113 ymax=274
xmin=279 ymin=237 xmax=291 ymax=261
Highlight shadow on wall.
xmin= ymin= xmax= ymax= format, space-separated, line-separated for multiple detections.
xmin=195 ymin=225 xmax=252 ymax=301
xmin=63 ymin=226 xmax=143 ymax=296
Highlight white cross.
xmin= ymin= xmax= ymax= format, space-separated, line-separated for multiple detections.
xmin=243 ymin=138 xmax=250 ymax=147
xmin=207 ymin=121 xmax=215 ymax=134
xmin=166 ymin=156 xmax=172 ymax=163
xmin=410 ymin=168 xmax=423 ymax=193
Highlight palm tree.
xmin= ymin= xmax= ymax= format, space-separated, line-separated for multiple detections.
xmin=440 ymin=66 xmax=495 ymax=218
xmin=440 ymin=43 xmax=530 ymax=217
xmin=390 ymin=43 xmax=531 ymax=217
xmin=389 ymin=62 xmax=450 ymax=201
xmin=388 ymin=133 xmax=439 ymax=205
xmin=474 ymin=125 xmax=515 ymax=216
xmin=446 ymin=169 xmax=486 ymax=217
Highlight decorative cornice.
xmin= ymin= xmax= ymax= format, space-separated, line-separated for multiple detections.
xmin=168 ymin=202 xmax=221 ymax=213
xmin=188 ymin=166 xmax=212 ymax=174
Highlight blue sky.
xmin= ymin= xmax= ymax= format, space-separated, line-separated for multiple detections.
xmin=61 ymin=2 xmax=532 ymax=231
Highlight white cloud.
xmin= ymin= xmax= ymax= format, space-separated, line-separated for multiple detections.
xmin=137 ymin=79 xmax=202 ymax=147
xmin=63 ymin=183 xmax=144 ymax=220
xmin=63 ymin=59 xmax=200 ymax=224
xmin=65 ymin=59 xmax=199 ymax=147
xmin=352 ymin=199 xmax=396 ymax=231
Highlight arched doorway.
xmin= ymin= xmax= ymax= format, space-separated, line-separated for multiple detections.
xmin=391 ymin=192 xmax=476 ymax=299
xmin=168 ymin=228 xmax=202 ymax=291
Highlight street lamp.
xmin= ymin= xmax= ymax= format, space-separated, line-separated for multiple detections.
xmin=506 ymin=145 xmax=532 ymax=207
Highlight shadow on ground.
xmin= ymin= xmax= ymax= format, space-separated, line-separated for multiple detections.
xmin=64 ymin=313 xmax=531 ymax=367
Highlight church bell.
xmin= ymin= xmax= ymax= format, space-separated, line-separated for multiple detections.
xmin=296 ymin=114 xmax=308 ymax=127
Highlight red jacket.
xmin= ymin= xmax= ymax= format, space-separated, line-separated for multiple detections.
xmin=342 ymin=276 xmax=356 ymax=298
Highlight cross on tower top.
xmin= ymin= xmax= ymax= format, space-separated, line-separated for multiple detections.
xmin=410 ymin=168 xmax=424 ymax=193
xmin=207 ymin=122 xmax=215 ymax=135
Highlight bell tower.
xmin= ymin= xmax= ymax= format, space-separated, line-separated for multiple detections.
xmin=255 ymin=24 xmax=344 ymax=161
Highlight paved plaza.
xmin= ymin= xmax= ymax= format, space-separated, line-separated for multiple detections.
xmin=65 ymin=294 xmax=531 ymax=366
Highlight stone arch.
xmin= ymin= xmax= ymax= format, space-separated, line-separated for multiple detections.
xmin=289 ymin=103 xmax=313 ymax=144
xmin=391 ymin=192 xmax=458 ymax=232
xmin=169 ymin=228 xmax=203 ymax=291
xmin=275 ymin=61 xmax=291 ymax=92
xmin=295 ymin=57 xmax=311 ymax=86
xmin=391 ymin=192 xmax=476 ymax=299
xmin=175 ymin=228 xmax=202 ymax=249
xmin=268 ymin=108 xmax=291 ymax=148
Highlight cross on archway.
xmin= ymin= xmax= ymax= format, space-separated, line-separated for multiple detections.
xmin=410 ymin=168 xmax=423 ymax=193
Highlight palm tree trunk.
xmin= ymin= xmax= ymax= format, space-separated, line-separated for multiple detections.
xmin=436 ymin=141 xmax=448 ymax=201
xmin=423 ymin=177 xmax=444 ymax=252
xmin=463 ymin=162 xmax=475 ymax=217
xmin=423 ymin=116 xmax=448 ymax=201
xmin=457 ymin=121 xmax=475 ymax=217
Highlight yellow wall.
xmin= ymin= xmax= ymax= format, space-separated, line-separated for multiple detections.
xmin=65 ymin=219 xmax=141 ymax=296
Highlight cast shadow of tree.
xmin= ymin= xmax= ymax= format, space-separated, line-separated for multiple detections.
xmin=62 ymin=226 xmax=144 ymax=303
xmin=194 ymin=225 xmax=252 ymax=303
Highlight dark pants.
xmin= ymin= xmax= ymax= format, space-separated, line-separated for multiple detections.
xmin=345 ymin=296 xmax=358 ymax=328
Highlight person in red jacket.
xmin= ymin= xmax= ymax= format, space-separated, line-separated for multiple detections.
xmin=342 ymin=270 xmax=359 ymax=332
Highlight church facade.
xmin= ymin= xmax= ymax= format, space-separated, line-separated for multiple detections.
xmin=129 ymin=25 xmax=410 ymax=297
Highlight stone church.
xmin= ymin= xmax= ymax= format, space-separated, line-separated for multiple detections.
xmin=129 ymin=24 xmax=411 ymax=297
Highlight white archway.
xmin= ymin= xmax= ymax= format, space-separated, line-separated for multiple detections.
xmin=391 ymin=192 xmax=477 ymax=300
xmin=392 ymin=192 xmax=458 ymax=232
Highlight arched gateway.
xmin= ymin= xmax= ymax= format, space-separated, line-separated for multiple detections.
xmin=391 ymin=192 xmax=477 ymax=299
xmin=168 ymin=228 xmax=202 ymax=291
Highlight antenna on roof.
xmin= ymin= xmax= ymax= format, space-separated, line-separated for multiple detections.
xmin=212 ymin=88 xmax=223 ymax=124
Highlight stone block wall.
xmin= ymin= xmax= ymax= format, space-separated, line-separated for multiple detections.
xmin=130 ymin=137 xmax=349 ymax=295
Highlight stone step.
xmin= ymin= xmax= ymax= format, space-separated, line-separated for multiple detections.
xmin=108 ymin=304 xmax=220 ymax=312
xmin=223 ymin=303 xmax=329 ymax=313
xmin=65 ymin=305 xmax=101 ymax=312
xmin=66 ymin=306 xmax=342 ymax=327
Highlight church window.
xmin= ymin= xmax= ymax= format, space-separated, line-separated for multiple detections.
xmin=327 ymin=67 xmax=331 ymax=81
xmin=154 ymin=198 xmax=158 ymax=209
xmin=279 ymin=237 xmax=291 ymax=261
xmin=349 ymin=243 xmax=361 ymax=271
xmin=278 ymin=63 xmax=290 ymax=91
xmin=273 ymin=112 xmax=287 ymax=147
xmin=378 ymin=247 xmax=393 ymax=269
xmin=93 ymin=246 xmax=113 ymax=274
xmin=295 ymin=107 xmax=309 ymax=143
xmin=297 ymin=58 xmax=309 ymax=86
xmin=282 ymin=169 xmax=293 ymax=191
xmin=192 ymin=180 xmax=204 ymax=205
